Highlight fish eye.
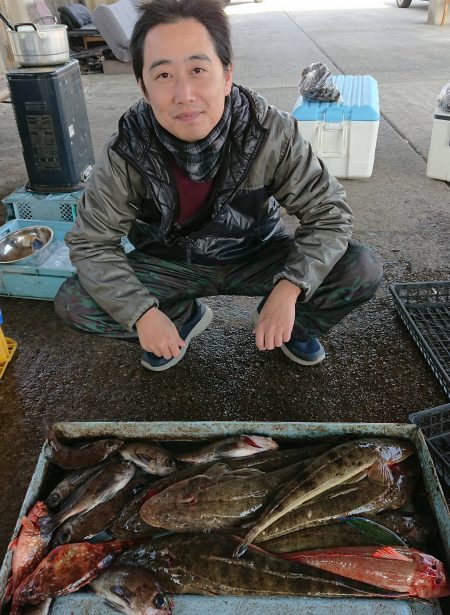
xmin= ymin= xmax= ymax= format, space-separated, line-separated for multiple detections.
xmin=154 ymin=593 xmax=167 ymax=609
xmin=167 ymin=458 xmax=176 ymax=467
xmin=106 ymin=440 xmax=117 ymax=448
xmin=58 ymin=530 xmax=71 ymax=544
xmin=27 ymin=588 xmax=35 ymax=598
xmin=435 ymin=577 xmax=442 ymax=584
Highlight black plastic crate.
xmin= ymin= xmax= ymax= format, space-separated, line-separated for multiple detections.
xmin=389 ymin=281 xmax=450 ymax=399
xmin=409 ymin=403 xmax=450 ymax=489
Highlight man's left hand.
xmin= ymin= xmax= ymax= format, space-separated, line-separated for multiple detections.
xmin=253 ymin=279 xmax=301 ymax=351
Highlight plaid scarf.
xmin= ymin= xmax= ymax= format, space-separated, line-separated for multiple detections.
xmin=149 ymin=96 xmax=232 ymax=182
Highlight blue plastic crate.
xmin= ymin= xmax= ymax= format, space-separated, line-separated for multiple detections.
xmin=1 ymin=185 xmax=80 ymax=222
xmin=0 ymin=219 xmax=75 ymax=300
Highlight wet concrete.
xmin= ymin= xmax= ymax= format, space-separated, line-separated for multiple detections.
xmin=0 ymin=0 xmax=449 ymax=574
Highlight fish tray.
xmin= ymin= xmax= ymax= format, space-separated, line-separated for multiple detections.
xmin=409 ymin=404 xmax=450 ymax=490
xmin=389 ymin=282 xmax=450 ymax=399
xmin=1 ymin=421 xmax=449 ymax=615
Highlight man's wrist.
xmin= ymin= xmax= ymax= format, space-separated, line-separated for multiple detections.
xmin=275 ymin=278 xmax=302 ymax=299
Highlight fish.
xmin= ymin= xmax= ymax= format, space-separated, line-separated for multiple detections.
xmin=118 ymin=534 xmax=398 ymax=598
xmin=276 ymin=545 xmax=450 ymax=598
xmin=42 ymin=460 xmax=135 ymax=537
xmin=45 ymin=422 xmax=123 ymax=470
xmin=259 ymin=520 xmax=399 ymax=554
xmin=234 ymin=437 xmax=415 ymax=557
xmin=90 ymin=565 xmax=173 ymax=614
xmin=111 ymin=459 xmax=314 ymax=539
xmin=45 ymin=462 xmax=108 ymax=509
xmin=52 ymin=473 xmax=150 ymax=546
xmin=254 ymin=462 xmax=415 ymax=542
xmin=140 ymin=460 xmax=315 ymax=533
xmin=260 ymin=508 xmax=433 ymax=554
xmin=109 ymin=487 xmax=162 ymax=540
xmin=175 ymin=435 xmax=278 ymax=464
xmin=119 ymin=442 xmax=177 ymax=476
xmin=3 ymin=501 xmax=51 ymax=604
xmin=11 ymin=539 xmax=132 ymax=614
xmin=226 ymin=443 xmax=334 ymax=472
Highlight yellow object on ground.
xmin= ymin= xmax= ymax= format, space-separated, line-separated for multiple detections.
xmin=0 ymin=327 xmax=16 ymax=379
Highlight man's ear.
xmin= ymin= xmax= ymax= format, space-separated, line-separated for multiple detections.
xmin=138 ymin=78 xmax=150 ymax=103
xmin=224 ymin=64 xmax=233 ymax=96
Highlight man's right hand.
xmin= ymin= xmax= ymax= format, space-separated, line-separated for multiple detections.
xmin=136 ymin=307 xmax=185 ymax=359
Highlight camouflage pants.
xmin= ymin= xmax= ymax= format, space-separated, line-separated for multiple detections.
xmin=54 ymin=239 xmax=383 ymax=342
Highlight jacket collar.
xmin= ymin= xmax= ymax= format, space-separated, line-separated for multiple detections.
xmin=111 ymin=85 xmax=268 ymax=219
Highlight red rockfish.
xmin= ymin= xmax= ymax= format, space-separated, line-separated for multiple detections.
xmin=279 ymin=545 xmax=450 ymax=598
xmin=2 ymin=501 xmax=51 ymax=604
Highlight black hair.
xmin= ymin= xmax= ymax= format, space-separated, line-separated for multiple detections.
xmin=131 ymin=0 xmax=232 ymax=85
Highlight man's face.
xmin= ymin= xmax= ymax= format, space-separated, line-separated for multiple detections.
xmin=140 ymin=19 xmax=233 ymax=142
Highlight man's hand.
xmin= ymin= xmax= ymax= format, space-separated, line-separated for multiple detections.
xmin=136 ymin=307 xmax=185 ymax=359
xmin=253 ymin=280 xmax=301 ymax=351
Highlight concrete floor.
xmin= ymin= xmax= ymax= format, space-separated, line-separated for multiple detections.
xmin=0 ymin=0 xmax=449 ymax=567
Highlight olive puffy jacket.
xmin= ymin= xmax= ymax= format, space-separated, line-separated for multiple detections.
xmin=66 ymin=85 xmax=353 ymax=331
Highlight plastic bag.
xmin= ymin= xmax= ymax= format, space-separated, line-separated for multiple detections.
xmin=437 ymin=81 xmax=450 ymax=112
xmin=299 ymin=62 xmax=340 ymax=102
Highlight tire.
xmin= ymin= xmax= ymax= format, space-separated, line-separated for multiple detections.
xmin=396 ymin=0 xmax=412 ymax=7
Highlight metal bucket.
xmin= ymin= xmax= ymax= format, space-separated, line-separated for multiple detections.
xmin=7 ymin=21 xmax=69 ymax=67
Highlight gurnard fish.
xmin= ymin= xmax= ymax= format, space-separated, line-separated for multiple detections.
xmin=261 ymin=511 xmax=435 ymax=553
xmin=276 ymin=546 xmax=450 ymax=598
xmin=175 ymin=435 xmax=278 ymax=463
xmin=45 ymin=462 xmax=108 ymax=509
xmin=3 ymin=502 xmax=51 ymax=604
xmin=52 ymin=473 xmax=150 ymax=546
xmin=234 ymin=437 xmax=414 ymax=557
xmin=119 ymin=534 xmax=399 ymax=598
xmin=42 ymin=460 xmax=135 ymax=537
xmin=119 ymin=442 xmax=177 ymax=476
xmin=255 ymin=462 xmax=415 ymax=542
xmin=10 ymin=539 xmax=132 ymax=614
xmin=90 ymin=565 xmax=173 ymax=614
xmin=45 ymin=422 xmax=123 ymax=470
xmin=140 ymin=460 xmax=314 ymax=533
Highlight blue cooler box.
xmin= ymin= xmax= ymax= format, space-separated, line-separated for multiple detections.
xmin=292 ymin=75 xmax=380 ymax=178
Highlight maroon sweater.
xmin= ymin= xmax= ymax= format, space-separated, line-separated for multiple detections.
xmin=171 ymin=161 xmax=213 ymax=225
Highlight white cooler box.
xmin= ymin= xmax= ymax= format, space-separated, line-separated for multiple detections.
xmin=426 ymin=107 xmax=450 ymax=181
xmin=292 ymin=75 xmax=380 ymax=179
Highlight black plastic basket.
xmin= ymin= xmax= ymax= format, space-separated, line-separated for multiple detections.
xmin=389 ymin=281 xmax=450 ymax=399
xmin=409 ymin=403 xmax=450 ymax=489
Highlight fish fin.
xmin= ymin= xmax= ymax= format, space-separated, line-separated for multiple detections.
xmin=7 ymin=537 xmax=18 ymax=551
xmin=368 ymin=460 xmax=393 ymax=485
xmin=372 ymin=546 xmax=412 ymax=561
xmin=339 ymin=517 xmax=408 ymax=547
xmin=20 ymin=516 xmax=35 ymax=532
xmin=2 ymin=577 xmax=13 ymax=604
xmin=204 ymin=463 xmax=232 ymax=479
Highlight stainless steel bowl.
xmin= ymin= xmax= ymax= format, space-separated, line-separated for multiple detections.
xmin=0 ymin=226 xmax=54 ymax=264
